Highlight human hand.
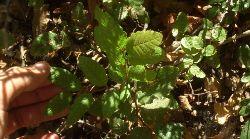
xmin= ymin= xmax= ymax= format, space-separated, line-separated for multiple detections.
xmin=0 ymin=62 xmax=66 ymax=138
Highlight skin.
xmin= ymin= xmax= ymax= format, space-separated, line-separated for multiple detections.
xmin=0 ymin=62 xmax=66 ymax=139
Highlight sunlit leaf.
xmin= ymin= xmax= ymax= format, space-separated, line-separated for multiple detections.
xmin=204 ymin=45 xmax=216 ymax=57
xmin=181 ymin=36 xmax=204 ymax=55
xmin=127 ymin=30 xmax=164 ymax=65
xmin=241 ymin=71 xmax=250 ymax=83
xmin=211 ymin=25 xmax=227 ymax=42
xmin=94 ymin=7 xmax=127 ymax=66
xmin=188 ymin=64 xmax=206 ymax=78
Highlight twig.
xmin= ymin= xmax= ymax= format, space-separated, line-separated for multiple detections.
xmin=20 ymin=45 xmax=26 ymax=67
xmin=219 ymin=30 xmax=250 ymax=46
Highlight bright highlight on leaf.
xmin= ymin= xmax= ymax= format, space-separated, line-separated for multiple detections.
xmin=188 ymin=65 xmax=206 ymax=78
xmin=78 ymin=56 xmax=108 ymax=86
xmin=127 ymin=30 xmax=165 ymax=65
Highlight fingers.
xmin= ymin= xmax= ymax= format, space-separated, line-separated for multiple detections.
xmin=6 ymin=101 xmax=68 ymax=135
xmin=10 ymin=84 xmax=62 ymax=109
xmin=18 ymin=132 xmax=59 ymax=139
xmin=0 ymin=62 xmax=51 ymax=109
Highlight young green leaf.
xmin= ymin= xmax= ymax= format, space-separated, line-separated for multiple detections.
xmin=126 ymin=127 xmax=151 ymax=139
xmin=127 ymin=30 xmax=164 ymax=65
xmin=181 ymin=36 xmax=204 ymax=55
xmin=204 ymin=45 xmax=216 ymax=57
xmin=128 ymin=65 xmax=157 ymax=82
xmin=188 ymin=65 xmax=206 ymax=78
xmin=50 ymin=67 xmax=82 ymax=92
xmin=30 ymin=31 xmax=61 ymax=56
xmin=156 ymin=123 xmax=184 ymax=139
xmin=66 ymin=93 xmax=93 ymax=125
xmin=172 ymin=12 xmax=188 ymax=37
xmin=45 ymin=92 xmax=72 ymax=116
xmin=241 ymin=71 xmax=250 ymax=83
xmin=240 ymin=99 xmax=250 ymax=116
xmin=240 ymin=120 xmax=250 ymax=139
xmin=94 ymin=7 xmax=127 ymax=66
xmin=141 ymin=98 xmax=171 ymax=109
xmin=211 ymin=25 xmax=227 ymax=42
xmin=78 ymin=56 xmax=108 ymax=87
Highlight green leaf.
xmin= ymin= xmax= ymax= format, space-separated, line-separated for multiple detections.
xmin=50 ymin=67 xmax=82 ymax=92
xmin=239 ymin=44 xmax=250 ymax=69
xmin=109 ymin=117 xmax=129 ymax=134
xmin=141 ymin=98 xmax=171 ymax=109
xmin=128 ymin=65 xmax=157 ymax=82
xmin=94 ymin=7 xmax=127 ymax=66
xmin=60 ymin=29 xmax=71 ymax=48
xmin=66 ymin=93 xmax=93 ymax=125
xmin=181 ymin=36 xmax=204 ymax=55
xmin=172 ymin=12 xmax=188 ymax=37
xmin=45 ymin=92 xmax=72 ymax=116
xmin=126 ymin=127 xmax=151 ymax=139
xmin=108 ymin=65 xmax=126 ymax=83
xmin=188 ymin=65 xmax=206 ymax=78
xmin=241 ymin=71 xmax=250 ymax=83
xmin=78 ymin=56 xmax=108 ymax=87
xmin=30 ymin=31 xmax=61 ymax=56
xmin=156 ymin=123 xmax=184 ymax=139
xmin=127 ymin=30 xmax=164 ymax=65
xmin=181 ymin=56 xmax=194 ymax=69
xmin=129 ymin=4 xmax=150 ymax=23
xmin=207 ymin=6 xmax=220 ymax=19
xmin=211 ymin=25 xmax=227 ymax=42
xmin=240 ymin=120 xmax=250 ymax=139
xmin=101 ymin=91 xmax=121 ymax=118
xmin=204 ymin=45 xmax=216 ymax=57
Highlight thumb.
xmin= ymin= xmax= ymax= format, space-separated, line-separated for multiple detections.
xmin=0 ymin=61 xmax=51 ymax=109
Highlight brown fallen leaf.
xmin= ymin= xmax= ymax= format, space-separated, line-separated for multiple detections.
xmin=214 ymin=103 xmax=231 ymax=125
xmin=179 ymin=95 xmax=192 ymax=111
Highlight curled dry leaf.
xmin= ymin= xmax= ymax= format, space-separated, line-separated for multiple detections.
xmin=179 ymin=95 xmax=192 ymax=111
xmin=204 ymin=76 xmax=221 ymax=98
xmin=214 ymin=103 xmax=231 ymax=125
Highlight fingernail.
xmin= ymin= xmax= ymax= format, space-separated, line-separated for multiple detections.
xmin=32 ymin=62 xmax=50 ymax=74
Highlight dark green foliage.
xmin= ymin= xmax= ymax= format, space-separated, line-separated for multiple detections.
xmin=50 ymin=67 xmax=82 ymax=92
xmin=78 ymin=56 xmax=108 ymax=86
xmin=45 ymin=92 xmax=72 ymax=116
